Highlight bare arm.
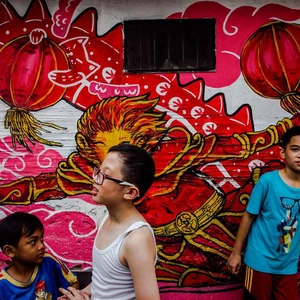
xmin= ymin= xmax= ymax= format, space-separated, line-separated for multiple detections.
xmin=227 ymin=211 xmax=256 ymax=274
xmin=71 ymin=279 xmax=80 ymax=289
xmin=122 ymin=227 xmax=160 ymax=300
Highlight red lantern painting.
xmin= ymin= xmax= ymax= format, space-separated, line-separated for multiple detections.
xmin=0 ymin=29 xmax=69 ymax=151
xmin=241 ymin=21 xmax=300 ymax=114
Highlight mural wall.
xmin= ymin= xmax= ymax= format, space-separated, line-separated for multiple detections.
xmin=0 ymin=0 xmax=299 ymax=298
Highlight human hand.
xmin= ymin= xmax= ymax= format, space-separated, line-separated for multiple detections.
xmin=227 ymin=252 xmax=242 ymax=274
xmin=58 ymin=287 xmax=90 ymax=300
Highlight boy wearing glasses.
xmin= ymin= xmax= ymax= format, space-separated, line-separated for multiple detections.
xmin=59 ymin=143 xmax=160 ymax=300
xmin=227 ymin=126 xmax=300 ymax=300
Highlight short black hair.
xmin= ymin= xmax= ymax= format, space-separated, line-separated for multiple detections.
xmin=280 ymin=126 xmax=300 ymax=149
xmin=0 ymin=212 xmax=44 ymax=250
xmin=108 ymin=143 xmax=155 ymax=199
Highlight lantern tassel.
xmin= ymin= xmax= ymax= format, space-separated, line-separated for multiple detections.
xmin=280 ymin=93 xmax=300 ymax=115
xmin=4 ymin=107 xmax=66 ymax=152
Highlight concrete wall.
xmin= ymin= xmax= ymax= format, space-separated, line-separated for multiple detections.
xmin=0 ymin=0 xmax=299 ymax=298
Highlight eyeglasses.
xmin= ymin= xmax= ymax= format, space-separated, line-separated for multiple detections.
xmin=280 ymin=197 xmax=300 ymax=209
xmin=92 ymin=167 xmax=135 ymax=187
xmin=280 ymin=197 xmax=300 ymax=221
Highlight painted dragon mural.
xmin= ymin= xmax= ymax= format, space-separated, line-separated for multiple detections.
xmin=0 ymin=0 xmax=299 ymax=297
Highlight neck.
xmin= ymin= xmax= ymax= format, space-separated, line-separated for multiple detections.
xmin=7 ymin=262 xmax=36 ymax=283
xmin=106 ymin=202 xmax=142 ymax=223
xmin=279 ymin=168 xmax=300 ymax=188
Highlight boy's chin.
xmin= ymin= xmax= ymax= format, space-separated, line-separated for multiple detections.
xmin=92 ymin=195 xmax=103 ymax=204
xmin=35 ymin=254 xmax=45 ymax=263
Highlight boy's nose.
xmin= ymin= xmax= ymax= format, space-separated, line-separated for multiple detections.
xmin=38 ymin=240 xmax=45 ymax=250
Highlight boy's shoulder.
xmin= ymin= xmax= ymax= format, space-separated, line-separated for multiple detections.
xmin=0 ymin=269 xmax=5 ymax=281
xmin=258 ymin=169 xmax=278 ymax=183
xmin=41 ymin=253 xmax=77 ymax=284
xmin=123 ymin=221 xmax=155 ymax=247
xmin=43 ymin=252 xmax=58 ymax=261
xmin=0 ymin=269 xmax=16 ymax=298
xmin=42 ymin=252 xmax=60 ymax=266
xmin=42 ymin=253 xmax=71 ymax=272
xmin=0 ymin=266 xmax=15 ymax=283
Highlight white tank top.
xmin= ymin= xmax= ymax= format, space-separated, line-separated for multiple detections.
xmin=91 ymin=214 xmax=157 ymax=300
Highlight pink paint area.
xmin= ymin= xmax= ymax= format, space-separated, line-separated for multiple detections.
xmin=168 ymin=2 xmax=300 ymax=88
xmin=0 ymin=204 xmax=96 ymax=270
xmin=0 ymin=136 xmax=65 ymax=182
xmin=89 ymin=81 xmax=140 ymax=99
xmin=0 ymin=252 xmax=10 ymax=270
xmin=159 ymin=283 xmax=300 ymax=299
xmin=159 ymin=283 xmax=244 ymax=299
xmin=52 ymin=0 xmax=82 ymax=38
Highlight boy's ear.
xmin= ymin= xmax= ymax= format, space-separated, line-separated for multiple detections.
xmin=124 ymin=187 xmax=140 ymax=201
xmin=2 ymin=245 xmax=16 ymax=258
xmin=279 ymin=147 xmax=285 ymax=160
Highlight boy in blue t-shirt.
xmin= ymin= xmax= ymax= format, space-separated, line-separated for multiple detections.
xmin=0 ymin=212 xmax=79 ymax=300
xmin=227 ymin=126 xmax=300 ymax=299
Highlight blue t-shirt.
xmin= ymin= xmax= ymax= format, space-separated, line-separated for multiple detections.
xmin=244 ymin=170 xmax=300 ymax=274
xmin=0 ymin=253 xmax=77 ymax=300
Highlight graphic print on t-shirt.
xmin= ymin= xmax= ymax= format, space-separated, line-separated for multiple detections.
xmin=35 ymin=279 xmax=52 ymax=299
xmin=277 ymin=197 xmax=300 ymax=253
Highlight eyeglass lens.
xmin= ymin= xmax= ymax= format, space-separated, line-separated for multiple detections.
xmin=93 ymin=168 xmax=104 ymax=185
